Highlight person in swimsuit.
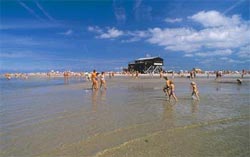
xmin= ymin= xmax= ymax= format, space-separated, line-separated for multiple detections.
xmin=191 ymin=81 xmax=199 ymax=100
xmin=100 ymin=72 xmax=107 ymax=89
xmin=169 ymin=80 xmax=178 ymax=101
xmin=163 ymin=76 xmax=171 ymax=97
xmin=91 ymin=70 xmax=98 ymax=90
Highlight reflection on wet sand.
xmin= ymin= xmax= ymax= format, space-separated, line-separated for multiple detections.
xmin=100 ymin=89 xmax=106 ymax=101
xmin=191 ymin=100 xmax=199 ymax=113
xmin=91 ymin=89 xmax=107 ymax=112
xmin=91 ymin=90 xmax=98 ymax=112
xmin=162 ymin=100 xmax=177 ymax=128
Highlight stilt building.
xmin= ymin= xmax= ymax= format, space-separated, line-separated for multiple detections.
xmin=128 ymin=56 xmax=164 ymax=74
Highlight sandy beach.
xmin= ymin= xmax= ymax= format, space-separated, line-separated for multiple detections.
xmin=1 ymin=75 xmax=250 ymax=157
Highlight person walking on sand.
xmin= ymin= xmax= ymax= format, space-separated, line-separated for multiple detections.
xmin=100 ymin=72 xmax=107 ymax=89
xmin=160 ymin=70 xmax=163 ymax=78
xmin=169 ymin=80 xmax=178 ymax=101
xmin=135 ymin=71 xmax=139 ymax=79
xmin=163 ymin=76 xmax=171 ymax=97
xmin=91 ymin=70 xmax=98 ymax=90
xmin=191 ymin=81 xmax=199 ymax=100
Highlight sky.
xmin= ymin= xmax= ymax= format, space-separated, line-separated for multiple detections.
xmin=0 ymin=0 xmax=249 ymax=73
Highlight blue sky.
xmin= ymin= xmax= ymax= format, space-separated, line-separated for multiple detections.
xmin=0 ymin=0 xmax=249 ymax=72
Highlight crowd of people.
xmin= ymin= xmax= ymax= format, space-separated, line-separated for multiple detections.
xmin=4 ymin=68 xmax=247 ymax=101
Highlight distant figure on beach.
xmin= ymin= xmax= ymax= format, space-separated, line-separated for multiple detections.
xmin=241 ymin=69 xmax=246 ymax=78
xmin=135 ymin=71 xmax=139 ymax=79
xmin=84 ymin=72 xmax=91 ymax=81
xmin=189 ymin=71 xmax=193 ymax=79
xmin=5 ymin=73 xmax=11 ymax=80
xmin=191 ymin=81 xmax=199 ymax=100
xmin=160 ymin=71 xmax=163 ymax=78
xmin=63 ymin=71 xmax=70 ymax=84
xmin=163 ymin=76 xmax=171 ymax=97
xmin=193 ymin=70 xmax=196 ymax=78
xmin=100 ymin=72 xmax=107 ymax=89
xmin=131 ymin=71 xmax=135 ymax=78
xmin=169 ymin=80 xmax=178 ymax=101
xmin=206 ymin=72 xmax=210 ymax=79
xmin=91 ymin=70 xmax=98 ymax=90
xmin=171 ymin=71 xmax=174 ymax=79
xmin=215 ymin=71 xmax=222 ymax=80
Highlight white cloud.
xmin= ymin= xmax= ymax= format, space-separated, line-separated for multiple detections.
xmin=148 ymin=27 xmax=202 ymax=52
xmin=184 ymin=54 xmax=194 ymax=57
xmin=148 ymin=12 xmax=250 ymax=53
xmin=121 ymin=37 xmax=140 ymax=43
xmin=128 ymin=30 xmax=149 ymax=38
xmin=88 ymin=10 xmax=249 ymax=65
xmin=88 ymin=26 xmax=124 ymax=39
xmin=87 ymin=26 xmax=103 ymax=33
xmin=99 ymin=28 xmax=124 ymax=39
xmin=88 ymin=26 xmax=150 ymax=42
xmin=189 ymin=10 xmax=241 ymax=27
xmin=122 ymin=30 xmax=150 ymax=42
xmin=164 ymin=18 xmax=182 ymax=23
xmin=195 ymin=49 xmax=233 ymax=57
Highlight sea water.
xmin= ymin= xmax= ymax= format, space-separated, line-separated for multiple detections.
xmin=0 ymin=77 xmax=249 ymax=157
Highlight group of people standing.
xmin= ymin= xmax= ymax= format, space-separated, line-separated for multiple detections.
xmin=91 ymin=70 xmax=107 ymax=90
xmin=163 ymin=76 xmax=199 ymax=101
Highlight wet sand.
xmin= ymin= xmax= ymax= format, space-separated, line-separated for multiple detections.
xmin=1 ymin=76 xmax=249 ymax=156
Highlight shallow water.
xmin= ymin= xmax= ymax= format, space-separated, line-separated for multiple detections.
xmin=0 ymin=77 xmax=249 ymax=157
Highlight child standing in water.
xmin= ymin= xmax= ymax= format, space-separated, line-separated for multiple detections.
xmin=191 ymin=81 xmax=199 ymax=100
xmin=169 ymin=80 xmax=178 ymax=101
xmin=100 ymin=72 xmax=107 ymax=89
xmin=163 ymin=76 xmax=171 ymax=97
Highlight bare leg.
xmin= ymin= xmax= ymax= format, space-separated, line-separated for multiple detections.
xmin=195 ymin=92 xmax=200 ymax=101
